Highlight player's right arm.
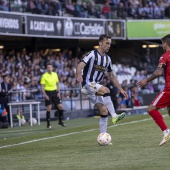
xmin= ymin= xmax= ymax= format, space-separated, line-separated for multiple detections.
xmin=40 ymin=75 xmax=49 ymax=100
xmin=40 ymin=84 xmax=49 ymax=100
xmin=76 ymin=51 xmax=92 ymax=83
xmin=76 ymin=62 xmax=86 ymax=83
xmin=137 ymin=56 xmax=165 ymax=87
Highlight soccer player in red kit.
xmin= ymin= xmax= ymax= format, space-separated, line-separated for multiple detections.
xmin=137 ymin=34 xmax=170 ymax=146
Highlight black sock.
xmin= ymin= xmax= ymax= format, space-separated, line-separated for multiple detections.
xmin=46 ymin=111 xmax=50 ymax=126
xmin=58 ymin=110 xmax=63 ymax=123
xmin=2 ymin=116 xmax=6 ymax=123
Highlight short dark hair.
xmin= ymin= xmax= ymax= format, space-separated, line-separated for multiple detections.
xmin=3 ymin=74 xmax=9 ymax=79
xmin=161 ymin=34 xmax=170 ymax=46
xmin=99 ymin=34 xmax=111 ymax=42
xmin=46 ymin=62 xmax=53 ymax=67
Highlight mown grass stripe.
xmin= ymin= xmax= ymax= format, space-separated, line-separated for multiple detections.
xmin=0 ymin=116 xmax=158 ymax=149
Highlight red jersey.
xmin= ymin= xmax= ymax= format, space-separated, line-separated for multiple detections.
xmin=159 ymin=51 xmax=170 ymax=91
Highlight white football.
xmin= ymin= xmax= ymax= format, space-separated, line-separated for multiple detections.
xmin=97 ymin=133 xmax=112 ymax=146
xmin=28 ymin=118 xmax=37 ymax=125
xmin=21 ymin=119 xmax=26 ymax=125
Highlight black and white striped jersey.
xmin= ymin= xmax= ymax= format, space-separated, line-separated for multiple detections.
xmin=82 ymin=50 xmax=113 ymax=86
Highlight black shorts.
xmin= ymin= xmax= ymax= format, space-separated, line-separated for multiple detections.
xmin=45 ymin=90 xmax=62 ymax=106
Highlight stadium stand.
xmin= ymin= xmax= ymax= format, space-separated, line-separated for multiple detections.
xmin=0 ymin=48 xmax=164 ymax=112
xmin=0 ymin=0 xmax=167 ymax=118
xmin=0 ymin=0 xmax=170 ymax=19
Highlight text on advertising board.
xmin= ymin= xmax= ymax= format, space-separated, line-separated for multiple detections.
xmin=64 ymin=18 xmax=104 ymax=37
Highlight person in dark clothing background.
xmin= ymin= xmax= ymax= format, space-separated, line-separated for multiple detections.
xmin=0 ymin=75 xmax=11 ymax=125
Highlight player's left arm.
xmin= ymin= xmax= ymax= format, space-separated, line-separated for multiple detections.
xmin=107 ymin=58 xmax=128 ymax=98
xmin=56 ymin=73 xmax=61 ymax=98
xmin=108 ymin=71 xmax=128 ymax=98
xmin=57 ymin=82 xmax=61 ymax=99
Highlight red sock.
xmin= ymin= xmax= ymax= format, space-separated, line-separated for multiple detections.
xmin=149 ymin=110 xmax=167 ymax=131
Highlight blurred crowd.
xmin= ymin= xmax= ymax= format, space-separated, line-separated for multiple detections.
xmin=0 ymin=48 xmax=80 ymax=101
xmin=0 ymin=48 xmax=165 ymax=108
xmin=0 ymin=0 xmax=170 ymax=19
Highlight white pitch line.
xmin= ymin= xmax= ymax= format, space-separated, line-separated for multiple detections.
xmin=0 ymin=115 xmax=168 ymax=149
xmin=0 ymin=129 xmax=96 ymax=149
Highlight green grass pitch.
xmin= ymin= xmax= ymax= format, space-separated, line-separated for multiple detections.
xmin=0 ymin=110 xmax=170 ymax=170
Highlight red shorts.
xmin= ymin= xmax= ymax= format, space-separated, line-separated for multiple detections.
xmin=151 ymin=91 xmax=170 ymax=108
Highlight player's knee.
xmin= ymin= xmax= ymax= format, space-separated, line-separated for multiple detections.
xmin=103 ymin=87 xmax=110 ymax=94
xmin=99 ymin=106 xmax=108 ymax=115
xmin=147 ymin=105 xmax=155 ymax=113
xmin=101 ymin=88 xmax=110 ymax=97
xmin=47 ymin=105 xmax=52 ymax=111
xmin=57 ymin=104 xmax=63 ymax=110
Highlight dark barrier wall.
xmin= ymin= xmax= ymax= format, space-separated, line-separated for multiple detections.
xmin=140 ymin=93 xmax=159 ymax=105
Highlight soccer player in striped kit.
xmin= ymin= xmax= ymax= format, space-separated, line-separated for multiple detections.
xmin=76 ymin=34 xmax=128 ymax=134
xmin=137 ymin=34 xmax=170 ymax=146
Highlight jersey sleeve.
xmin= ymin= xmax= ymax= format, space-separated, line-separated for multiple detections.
xmin=107 ymin=57 xmax=113 ymax=72
xmin=81 ymin=51 xmax=93 ymax=64
xmin=158 ymin=54 xmax=166 ymax=69
xmin=40 ymin=74 xmax=45 ymax=84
